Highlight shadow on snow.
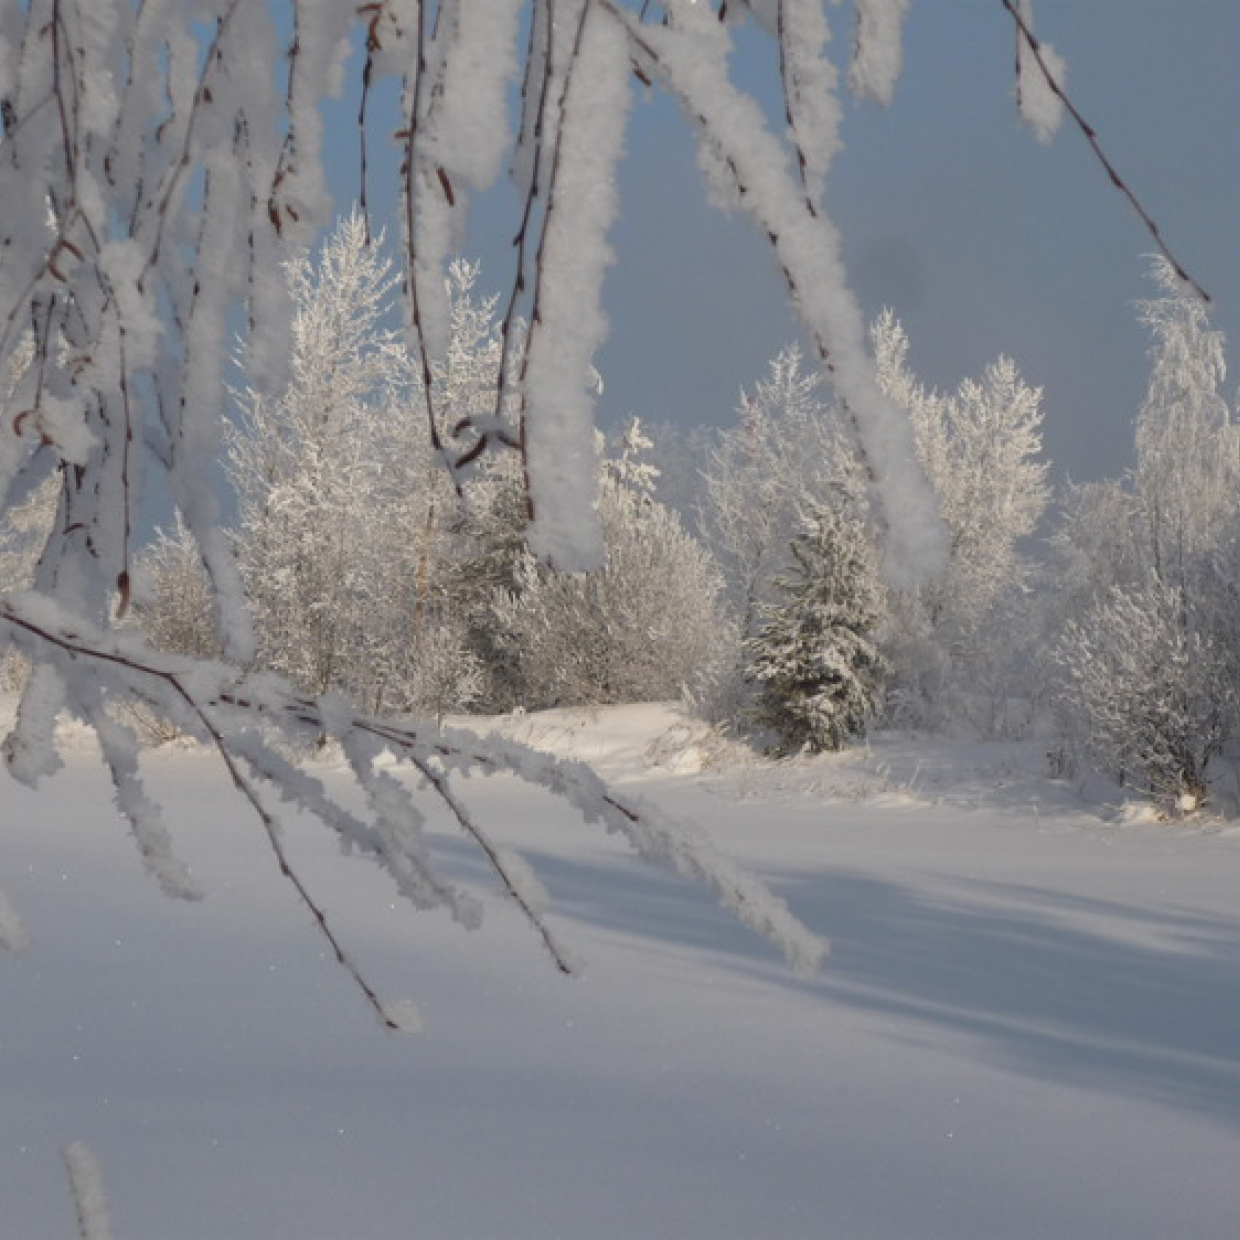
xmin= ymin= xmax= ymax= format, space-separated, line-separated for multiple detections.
xmin=442 ymin=835 xmax=1240 ymax=1132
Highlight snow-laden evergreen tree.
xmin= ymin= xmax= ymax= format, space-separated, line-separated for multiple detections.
xmin=872 ymin=311 xmax=1050 ymax=733
xmin=695 ymin=345 xmax=864 ymax=724
xmin=493 ymin=421 xmax=726 ymax=709
xmin=745 ymin=497 xmax=887 ymax=755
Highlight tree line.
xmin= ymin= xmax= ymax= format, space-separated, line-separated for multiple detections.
xmin=16 ymin=217 xmax=1228 ymax=817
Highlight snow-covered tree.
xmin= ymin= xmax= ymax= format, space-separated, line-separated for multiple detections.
xmin=872 ymin=311 xmax=1051 ymax=731
xmin=226 ymin=219 xmax=506 ymax=718
xmin=229 ymin=213 xmax=430 ymax=711
xmin=493 ymin=422 xmax=726 ymax=709
xmin=0 ymin=338 xmax=59 ymax=688
xmin=745 ymin=497 xmax=887 ymax=755
xmin=693 ymin=345 xmax=868 ymax=725
xmin=1054 ymin=577 xmax=1234 ymax=813
xmin=0 ymin=471 xmax=60 ymax=689
xmin=702 ymin=345 xmax=856 ymax=641
xmin=639 ymin=420 xmax=716 ymax=529
xmin=132 ymin=517 xmax=220 ymax=662
xmin=1050 ymin=260 xmax=1240 ymax=804
xmin=1134 ymin=257 xmax=1240 ymax=589
xmin=1055 ymin=259 xmax=1240 ymax=614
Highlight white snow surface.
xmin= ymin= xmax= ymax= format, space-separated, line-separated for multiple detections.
xmin=4 ymin=699 xmax=1240 ymax=1239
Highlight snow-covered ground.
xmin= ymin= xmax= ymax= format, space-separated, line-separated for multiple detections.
xmin=3 ymin=702 xmax=1240 ymax=1239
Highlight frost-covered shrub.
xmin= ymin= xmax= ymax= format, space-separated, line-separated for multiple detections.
xmin=493 ymin=436 xmax=725 ymax=709
xmin=134 ymin=517 xmax=221 ymax=661
xmin=1053 ymin=578 xmax=1235 ymax=813
xmin=745 ymin=498 xmax=887 ymax=755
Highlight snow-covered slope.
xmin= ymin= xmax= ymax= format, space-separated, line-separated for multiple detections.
xmin=3 ymin=703 xmax=1239 ymax=1239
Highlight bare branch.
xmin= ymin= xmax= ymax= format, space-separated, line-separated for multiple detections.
xmin=1001 ymin=0 xmax=1209 ymax=302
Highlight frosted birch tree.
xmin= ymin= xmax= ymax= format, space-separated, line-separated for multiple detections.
xmin=702 ymin=345 xmax=855 ymax=641
xmin=132 ymin=516 xmax=220 ymax=663
xmin=1134 ymin=257 xmax=1240 ymax=592
xmin=228 ymin=212 xmax=423 ymax=709
xmin=1051 ymin=260 xmax=1240 ymax=805
xmin=872 ymin=311 xmax=1050 ymax=732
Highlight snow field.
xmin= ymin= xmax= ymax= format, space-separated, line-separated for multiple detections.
xmin=2 ymin=703 xmax=1240 ymax=1239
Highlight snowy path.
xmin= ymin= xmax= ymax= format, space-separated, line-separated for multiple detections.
xmin=2 ymin=706 xmax=1239 ymax=1238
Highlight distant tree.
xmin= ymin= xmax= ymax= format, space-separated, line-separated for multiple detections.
xmin=228 ymin=218 xmax=493 ymax=717
xmin=745 ymin=497 xmax=887 ymax=755
xmin=1134 ymin=258 xmax=1240 ymax=589
xmin=1054 ymin=577 xmax=1233 ymax=813
xmin=1055 ymin=259 xmax=1240 ymax=611
xmin=1051 ymin=260 xmax=1240 ymax=804
xmin=493 ymin=421 xmax=725 ymax=709
xmin=1049 ymin=479 xmax=1145 ymax=623
xmin=702 ymin=345 xmax=855 ymax=641
xmin=133 ymin=517 xmax=220 ymax=662
xmin=872 ymin=311 xmax=1050 ymax=732
xmin=639 ymin=420 xmax=716 ymax=530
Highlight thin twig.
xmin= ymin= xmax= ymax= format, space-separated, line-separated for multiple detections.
xmin=1001 ymin=0 xmax=1208 ymax=302
xmin=411 ymin=753 xmax=576 ymax=974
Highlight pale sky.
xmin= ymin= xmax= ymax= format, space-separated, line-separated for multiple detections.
xmin=327 ymin=3 xmax=1240 ymax=485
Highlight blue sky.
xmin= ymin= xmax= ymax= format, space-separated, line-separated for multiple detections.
xmin=325 ymin=3 xmax=1240 ymax=484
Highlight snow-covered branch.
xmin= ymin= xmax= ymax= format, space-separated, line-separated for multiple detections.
xmin=1002 ymin=0 xmax=1207 ymax=301
xmin=0 ymin=592 xmax=827 ymax=1016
